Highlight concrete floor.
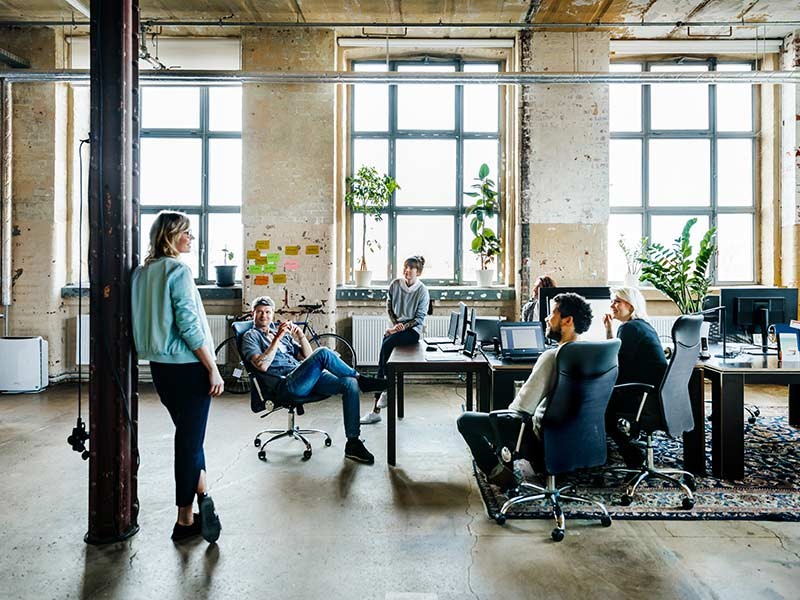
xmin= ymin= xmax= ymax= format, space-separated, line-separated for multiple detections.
xmin=1 ymin=381 xmax=798 ymax=600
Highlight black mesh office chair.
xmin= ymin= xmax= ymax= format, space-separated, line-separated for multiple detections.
xmin=611 ymin=314 xmax=703 ymax=509
xmin=232 ymin=320 xmax=332 ymax=461
xmin=490 ymin=339 xmax=621 ymax=542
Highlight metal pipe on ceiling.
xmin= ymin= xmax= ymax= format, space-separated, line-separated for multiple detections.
xmin=0 ymin=69 xmax=798 ymax=84
xmin=0 ymin=19 xmax=799 ymax=30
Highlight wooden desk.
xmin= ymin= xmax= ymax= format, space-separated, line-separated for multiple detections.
xmin=484 ymin=354 xmax=537 ymax=410
xmin=686 ymin=350 xmax=800 ymax=481
xmin=385 ymin=343 xmax=490 ymax=466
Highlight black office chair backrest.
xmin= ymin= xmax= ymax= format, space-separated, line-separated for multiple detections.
xmin=232 ymin=319 xmax=288 ymax=399
xmin=540 ymin=339 xmax=621 ymax=475
xmin=658 ymin=314 xmax=703 ymax=437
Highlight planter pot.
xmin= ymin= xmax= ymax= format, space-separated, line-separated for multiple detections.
xmin=623 ymin=272 xmax=640 ymax=287
xmin=354 ymin=270 xmax=372 ymax=287
xmin=475 ymin=269 xmax=495 ymax=287
xmin=214 ymin=265 xmax=237 ymax=287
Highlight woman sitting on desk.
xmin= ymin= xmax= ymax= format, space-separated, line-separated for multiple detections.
xmin=361 ymin=255 xmax=430 ymax=425
xmin=603 ymin=286 xmax=667 ymax=468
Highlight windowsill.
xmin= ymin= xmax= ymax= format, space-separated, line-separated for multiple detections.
xmin=62 ymin=284 xmax=242 ymax=300
xmin=337 ymin=285 xmax=515 ymax=301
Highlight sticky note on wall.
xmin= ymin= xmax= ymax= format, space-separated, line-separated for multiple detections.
xmin=248 ymin=265 xmax=262 ymax=275
xmin=254 ymin=275 xmax=269 ymax=285
xmin=266 ymin=253 xmax=281 ymax=264
xmin=285 ymin=246 xmax=300 ymax=255
xmin=246 ymin=250 xmax=260 ymax=260
xmin=264 ymin=263 xmax=277 ymax=273
xmin=273 ymin=273 xmax=287 ymax=284
xmin=255 ymin=240 xmax=270 ymax=250
xmin=305 ymin=245 xmax=320 ymax=255
xmin=284 ymin=259 xmax=299 ymax=271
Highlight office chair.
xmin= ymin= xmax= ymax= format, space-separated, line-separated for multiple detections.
xmin=232 ymin=320 xmax=332 ymax=461
xmin=490 ymin=339 xmax=621 ymax=542
xmin=610 ymin=314 xmax=703 ymax=509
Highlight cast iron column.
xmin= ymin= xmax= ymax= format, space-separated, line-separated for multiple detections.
xmin=86 ymin=0 xmax=140 ymax=544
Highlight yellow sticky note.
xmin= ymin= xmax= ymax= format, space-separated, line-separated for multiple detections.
xmin=305 ymin=245 xmax=320 ymax=255
xmin=254 ymin=275 xmax=269 ymax=285
xmin=246 ymin=250 xmax=260 ymax=260
xmin=273 ymin=273 xmax=287 ymax=284
xmin=255 ymin=257 xmax=267 ymax=265
xmin=285 ymin=246 xmax=300 ymax=256
xmin=255 ymin=240 xmax=270 ymax=250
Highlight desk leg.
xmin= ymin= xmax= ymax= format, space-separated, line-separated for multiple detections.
xmin=478 ymin=368 xmax=491 ymax=413
xmin=711 ymin=372 xmax=744 ymax=481
xmin=397 ymin=372 xmax=404 ymax=419
xmin=683 ymin=368 xmax=706 ymax=476
xmin=387 ymin=366 xmax=396 ymax=466
xmin=790 ymin=384 xmax=800 ymax=427
xmin=466 ymin=372 xmax=473 ymax=412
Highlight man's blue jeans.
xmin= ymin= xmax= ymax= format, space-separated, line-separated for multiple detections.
xmin=284 ymin=347 xmax=361 ymax=439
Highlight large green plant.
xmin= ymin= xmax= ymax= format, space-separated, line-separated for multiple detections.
xmin=637 ymin=218 xmax=717 ymax=314
xmin=465 ymin=163 xmax=502 ymax=270
xmin=345 ymin=166 xmax=399 ymax=271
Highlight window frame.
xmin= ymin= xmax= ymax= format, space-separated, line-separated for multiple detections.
xmin=348 ymin=58 xmax=504 ymax=285
xmin=139 ymin=84 xmax=242 ymax=284
xmin=609 ymin=59 xmax=757 ymax=285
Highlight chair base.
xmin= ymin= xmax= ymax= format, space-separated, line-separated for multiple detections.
xmin=492 ymin=475 xmax=612 ymax=541
xmin=254 ymin=408 xmax=331 ymax=461
xmin=608 ymin=434 xmax=696 ymax=509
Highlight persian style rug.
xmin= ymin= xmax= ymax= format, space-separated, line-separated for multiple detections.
xmin=474 ymin=413 xmax=800 ymax=521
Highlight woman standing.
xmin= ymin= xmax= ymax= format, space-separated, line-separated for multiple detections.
xmin=361 ymin=255 xmax=430 ymax=424
xmin=132 ymin=210 xmax=223 ymax=543
xmin=603 ymin=286 xmax=668 ymax=468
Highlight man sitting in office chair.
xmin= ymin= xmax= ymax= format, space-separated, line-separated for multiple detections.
xmin=241 ymin=296 xmax=386 ymax=465
xmin=456 ymin=293 xmax=593 ymax=490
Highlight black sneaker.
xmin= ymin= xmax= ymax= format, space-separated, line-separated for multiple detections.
xmin=357 ymin=375 xmax=387 ymax=393
xmin=198 ymin=494 xmax=222 ymax=543
xmin=171 ymin=513 xmax=201 ymax=542
xmin=344 ymin=438 xmax=375 ymax=464
xmin=487 ymin=464 xmax=517 ymax=492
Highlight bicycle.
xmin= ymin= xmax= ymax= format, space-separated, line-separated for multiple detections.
xmin=214 ymin=303 xmax=358 ymax=395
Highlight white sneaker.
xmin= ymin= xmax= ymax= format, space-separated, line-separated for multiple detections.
xmin=360 ymin=411 xmax=382 ymax=425
xmin=376 ymin=391 xmax=388 ymax=409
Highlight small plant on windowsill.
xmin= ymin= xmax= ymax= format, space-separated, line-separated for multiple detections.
xmin=215 ymin=246 xmax=237 ymax=287
xmin=345 ymin=165 xmax=400 ymax=287
xmin=465 ymin=163 xmax=502 ymax=287
xmin=618 ymin=235 xmax=647 ymax=287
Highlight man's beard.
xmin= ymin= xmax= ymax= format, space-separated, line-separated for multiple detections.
xmin=546 ymin=325 xmax=561 ymax=342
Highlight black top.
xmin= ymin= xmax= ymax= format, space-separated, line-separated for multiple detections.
xmin=616 ymin=319 xmax=668 ymax=388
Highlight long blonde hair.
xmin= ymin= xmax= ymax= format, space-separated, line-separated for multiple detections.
xmin=144 ymin=210 xmax=190 ymax=265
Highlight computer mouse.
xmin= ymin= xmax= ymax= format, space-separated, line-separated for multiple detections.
xmin=426 ymin=345 xmax=437 ymax=352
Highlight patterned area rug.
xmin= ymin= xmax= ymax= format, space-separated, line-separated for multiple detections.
xmin=474 ymin=414 xmax=800 ymax=521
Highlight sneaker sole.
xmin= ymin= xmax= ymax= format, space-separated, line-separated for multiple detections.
xmin=345 ymin=452 xmax=375 ymax=465
xmin=199 ymin=496 xmax=221 ymax=544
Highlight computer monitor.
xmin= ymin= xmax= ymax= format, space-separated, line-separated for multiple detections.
xmin=456 ymin=302 xmax=469 ymax=343
xmin=720 ymin=287 xmax=799 ymax=354
xmin=472 ymin=316 xmax=505 ymax=344
xmin=538 ymin=286 xmax=612 ymax=342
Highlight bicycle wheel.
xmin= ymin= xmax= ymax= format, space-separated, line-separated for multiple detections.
xmin=311 ymin=333 xmax=358 ymax=369
xmin=214 ymin=335 xmax=251 ymax=394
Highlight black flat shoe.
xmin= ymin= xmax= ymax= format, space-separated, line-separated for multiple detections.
xmin=171 ymin=513 xmax=201 ymax=541
xmin=357 ymin=375 xmax=387 ymax=393
xmin=199 ymin=494 xmax=222 ymax=543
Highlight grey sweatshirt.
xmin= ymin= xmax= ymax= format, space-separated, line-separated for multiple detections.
xmin=386 ymin=278 xmax=430 ymax=336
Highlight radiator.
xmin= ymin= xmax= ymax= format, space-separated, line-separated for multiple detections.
xmin=351 ymin=315 xmax=450 ymax=366
xmin=649 ymin=316 xmax=678 ymax=340
xmin=75 ymin=314 xmax=231 ymax=366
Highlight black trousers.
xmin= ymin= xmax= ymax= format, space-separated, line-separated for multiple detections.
xmin=457 ymin=411 xmax=537 ymax=475
xmin=151 ymin=361 xmax=212 ymax=507
xmin=376 ymin=328 xmax=420 ymax=379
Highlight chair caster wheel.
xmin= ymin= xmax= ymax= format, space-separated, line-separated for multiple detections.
xmin=302 ymin=449 xmax=312 ymax=461
xmin=551 ymin=528 xmax=565 ymax=542
xmin=257 ymin=451 xmax=266 ymax=461
xmin=493 ymin=513 xmax=506 ymax=525
xmin=324 ymin=438 xmax=332 ymax=447
xmin=681 ymin=497 xmax=695 ymax=510
xmin=747 ymin=416 xmax=756 ymax=425
xmin=254 ymin=438 xmax=261 ymax=447
xmin=620 ymin=494 xmax=632 ymax=506
xmin=600 ymin=515 xmax=612 ymax=527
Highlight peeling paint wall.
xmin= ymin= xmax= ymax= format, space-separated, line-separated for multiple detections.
xmin=2 ymin=26 xmax=69 ymax=376
xmin=780 ymin=31 xmax=800 ymax=288
xmin=520 ymin=31 xmax=610 ymax=287
xmin=242 ymin=28 xmax=337 ymax=331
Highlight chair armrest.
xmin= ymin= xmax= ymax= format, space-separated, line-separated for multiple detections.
xmin=488 ymin=410 xmax=529 ymax=459
xmin=613 ymin=382 xmax=655 ymax=393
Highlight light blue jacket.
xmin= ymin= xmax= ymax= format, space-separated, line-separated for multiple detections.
xmin=131 ymin=257 xmax=214 ymax=364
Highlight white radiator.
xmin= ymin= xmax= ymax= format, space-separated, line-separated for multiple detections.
xmin=351 ymin=315 xmax=450 ymax=366
xmin=649 ymin=316 xmax=678 ymax=340
xmin=75 ymin=314 xmax=231 ymax=365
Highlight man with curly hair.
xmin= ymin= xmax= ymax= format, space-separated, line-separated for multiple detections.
xmin=456 ymin=292 xmax=594 ymax=490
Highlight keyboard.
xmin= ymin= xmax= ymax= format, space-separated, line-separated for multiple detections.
xmin=502 ymin=353 xmax=541 ymax=362
xmin=423 ymin=336 xmax=454 ymax=345
xmin=438 ymin=343 xmax=463 ymax=352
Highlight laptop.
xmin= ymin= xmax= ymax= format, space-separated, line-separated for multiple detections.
xmin=424 ymin=311 xmax=459 ymax=345
xmin=499 ymin=322 xmax=547 ymax=361
xmin=425 ymin=331 xmax=478 ymax=361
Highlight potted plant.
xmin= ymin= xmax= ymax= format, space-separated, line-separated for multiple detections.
xmin=345 ymin=165 xmax=399 ymax=287
xmin=618 ymin=235 xmax=647 ymax=287
xmin=465 ymin=163 xmax=502 ymax=286
xmin=637 ymin=218 xmax=717 ymax=314
xmin=214 ymin=246 xmax=237 ymax=287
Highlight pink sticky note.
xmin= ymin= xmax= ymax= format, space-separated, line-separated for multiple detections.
xmin=285 ymin=259 xmax=299 ymax=271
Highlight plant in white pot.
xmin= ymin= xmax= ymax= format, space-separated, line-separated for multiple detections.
xmin=465 ymin=163 xmax=502 ymax=286
xmin=214 ymin=246 xmax=237 ymax=287
xmin=618 ymin=235 xmax=647 ymax=287
xmin=345 ymin=165 xmax=399 ymax=287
